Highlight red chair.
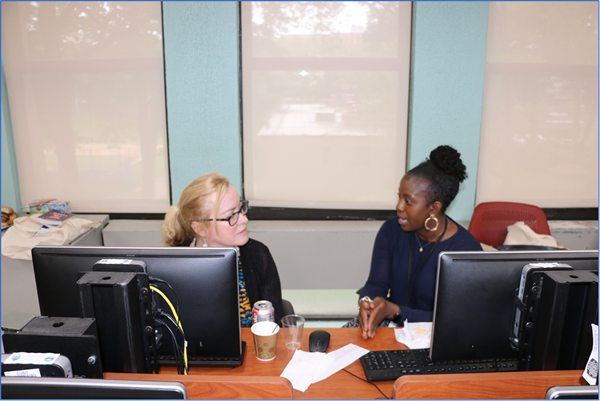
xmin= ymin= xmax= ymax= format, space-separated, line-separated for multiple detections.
xmin=468 ymin=202 xmax=551 ymax=247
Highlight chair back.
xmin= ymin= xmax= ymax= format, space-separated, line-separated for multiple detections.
xmin=468 ymin=202 xmax=551 ymax=247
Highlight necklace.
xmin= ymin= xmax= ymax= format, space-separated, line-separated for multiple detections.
xmin=414 ymin=233 xmax=434 ymax=252
xmin=414 ymin=227 xmax=445 ymax=252
xmin=414 ymin=234 xmax=429 ymax=252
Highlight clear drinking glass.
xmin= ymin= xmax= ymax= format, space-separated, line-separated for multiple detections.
xmin=281 ymin=314 xmax=305 ymax=350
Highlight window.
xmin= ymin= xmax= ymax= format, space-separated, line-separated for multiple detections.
xmin=241 ymin=2 xmax=412 ymax=210
xmin=478 ymin=2 xmax=598 ymax=208
xmin=1 ymin=1 xmax=169 ymax=213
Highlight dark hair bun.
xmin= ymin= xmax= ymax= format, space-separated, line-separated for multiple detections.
xmin=428 ymin=145 xmax=467 ymax=183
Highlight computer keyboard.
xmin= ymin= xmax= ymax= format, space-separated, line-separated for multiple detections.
xmin=360 ymin=348 xmax=518 ymax=381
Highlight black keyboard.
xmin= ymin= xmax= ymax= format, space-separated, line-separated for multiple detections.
xmin=360 ymin=348 xmax=518 ymax=381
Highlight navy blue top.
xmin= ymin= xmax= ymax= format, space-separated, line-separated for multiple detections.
xmin=360 ymin=216 xmax=482 ymax=324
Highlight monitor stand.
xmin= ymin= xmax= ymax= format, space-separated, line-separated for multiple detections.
xmin=158 ymin=341 xmax=246 ymax=368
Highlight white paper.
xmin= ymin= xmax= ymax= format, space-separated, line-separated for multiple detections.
xmin=280 ymin=344 xmax=370 ymax=392
xmin=394 ymin=320 xmax=432 ymax=349
xmin=4 ymin=368 xmax=42 ymax=377
xmin=280 ymin=350 xmax=334 ymax=392
xmin=583 ymin=324 xmax=598 ymax=385
xmin=312 ymin=344 xmax=370 ymax=383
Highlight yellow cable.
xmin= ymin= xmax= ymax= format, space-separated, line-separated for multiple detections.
xmin=150 ymin=285 xmax=188 ymax=374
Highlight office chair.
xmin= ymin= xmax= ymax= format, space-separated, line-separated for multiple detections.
xmin=468 ymin=201 xmax=551 ymax=248
xmin=282 ymin=299 xmax=294 ymax=316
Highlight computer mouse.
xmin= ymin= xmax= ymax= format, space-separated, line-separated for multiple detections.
xmin=309 ymin=330 xmax=330 ymax=353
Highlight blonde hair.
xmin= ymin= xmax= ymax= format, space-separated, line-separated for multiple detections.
xmin=161 ymin=172 xmax=230 ymax=246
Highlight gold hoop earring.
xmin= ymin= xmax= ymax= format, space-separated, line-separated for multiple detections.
xmin=424 ymin=215 xmax=439 ymax=231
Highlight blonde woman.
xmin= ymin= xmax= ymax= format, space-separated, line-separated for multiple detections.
xmin=162 ymin=172 xmax=284 ymax=326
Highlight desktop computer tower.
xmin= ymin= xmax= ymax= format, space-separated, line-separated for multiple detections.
xmin=517 ymin=270 xmax=598 ymax=371
xmin=2 ymin=316 xmax=103 ymax=378
xmin=78 ymin=271 xmax=157 ymax=374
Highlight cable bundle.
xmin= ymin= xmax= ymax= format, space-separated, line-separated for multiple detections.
xmin=149 ymin=277 xmax=188 ymax=375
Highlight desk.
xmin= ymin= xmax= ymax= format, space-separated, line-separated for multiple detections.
xmin=393 ymin=370 xmax=586 ymax=399
xmin=105 ymin=328 xmax=586 ymax=399
xmin=106 ymin=327 xmax=404 ymax=399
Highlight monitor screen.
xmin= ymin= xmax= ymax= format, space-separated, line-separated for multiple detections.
xmin=1 ymin=376 xmax=187 ymax=399
xmin=430 ymin=249 xmax=598 ymax=361
xmin=31 ymin=246 xmax=241 ymax=365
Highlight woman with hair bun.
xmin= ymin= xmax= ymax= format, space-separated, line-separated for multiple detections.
xmin=348 ymin=145 xmax=482 ymax=338
xmin=161 ymin=172 xmax=284 ymax=326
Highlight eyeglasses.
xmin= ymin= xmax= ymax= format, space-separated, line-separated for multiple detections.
xmin=198 ymin=200 xmax=249 ymax=226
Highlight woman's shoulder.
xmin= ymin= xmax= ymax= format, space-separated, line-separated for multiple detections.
xmin=240 ymin=238 xmax=270 ymax=254
xmin=239 ymin=238 xmax=277 ymax=272
xmin=452 ymin=219 xmax=474 ymax=237
xmin=244 ymin=237 xmax=266 ymax=247
xmin=447 ymin=218 xmax=483 ymax=250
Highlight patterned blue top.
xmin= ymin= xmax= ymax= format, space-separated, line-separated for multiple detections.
xmin=238 ymin=253 xmax=253 ymax=327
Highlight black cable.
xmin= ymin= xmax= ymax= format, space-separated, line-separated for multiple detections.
xmin=154 ymin=317 xmax=185 ymax=375
xmin=149 ymin=276 xmax=178 ymax=298
xmin=154 ymin=317 xmax=182 ymax=374
xmin=148 ymin=277 xmax=189 ymax=375
xmin=160 ymin=312 xmax=185 ymax=344
xmin=342 ymin=369 xmax=389 ymax=399
xmin=149 ymin=276 xmax=181 ymax=320
xmin=157 ymin=311 xmax=188 ymax=375
xmin=149 ymin=278 xmax=186 ymax=369
xmin=159 ymin=311 xmax=188 ymax=375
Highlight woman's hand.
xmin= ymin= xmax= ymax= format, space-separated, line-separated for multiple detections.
xmin=357 ymin=297 xmax=375 ymax=338
xmin=358 ymin=297 xmax=400 ymax=339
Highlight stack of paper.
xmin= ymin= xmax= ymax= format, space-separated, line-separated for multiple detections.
xmin=280 ymin=344 xmax=369 ymax=392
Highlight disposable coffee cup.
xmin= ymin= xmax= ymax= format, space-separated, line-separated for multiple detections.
xmin=251 ymin=321 xmax=280 ymax=361
xmin=281 ymin=314 xmax=305 ymax=350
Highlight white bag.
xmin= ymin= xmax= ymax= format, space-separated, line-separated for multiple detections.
xmin=504 ymin=221 xmax=561 ymax=248
xmin=1 ymin=216 xmax=100 ymax=260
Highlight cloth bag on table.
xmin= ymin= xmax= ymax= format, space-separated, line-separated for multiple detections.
xmin=503 ymin=221 xmax=561 ymax=248
xmin=1 ymin=216 xmax=100 ymax=260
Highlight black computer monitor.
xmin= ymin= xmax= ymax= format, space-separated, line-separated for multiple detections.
xmin=31 ymin=246 xmax=242 ymax=366
xmin=1 ymin=376 xmax=187 ymax=399
xmin=430 ymin=250 xmax=598 ymax=361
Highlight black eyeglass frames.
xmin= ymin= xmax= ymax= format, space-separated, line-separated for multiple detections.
xmin=197 ymin=199 xmax=249 ymax=226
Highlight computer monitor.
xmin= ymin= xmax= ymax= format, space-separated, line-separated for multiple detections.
xmin=31 ymin=246 xmax=242 ymax=367
xmin=430 ymin=250 xmax=598 ymax=361
xmin=545 ymin=385 xmax=599 ymax=399
xmin=1 ymin=376 xmax=187 ymax=399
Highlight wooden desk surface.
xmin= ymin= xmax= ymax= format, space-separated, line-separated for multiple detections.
xmin=393 ymin=370 xmax=586 ymax=399
xmin=107 ymin=327 xmax=405 ymax=399
xmin=105 ymin=327 xmax=586 ymax=399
